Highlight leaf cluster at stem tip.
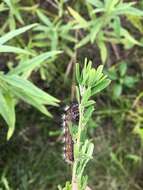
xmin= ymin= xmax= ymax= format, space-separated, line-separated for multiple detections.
xmin=76 ymin=58 xmax=111 ymax=100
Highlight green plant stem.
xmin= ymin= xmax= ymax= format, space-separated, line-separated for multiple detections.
xmin=72 ymin=98 xmax=84 ymax=186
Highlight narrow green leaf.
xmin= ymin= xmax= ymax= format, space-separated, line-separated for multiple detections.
xmin=113 ymin=16 xmax=121 ymax=37
xmin=92 ymin=65 xmax=104 ymax=83
xmin=127 ymin=15 xmax=143 ymax=33
xmin=86 ymin=60 xmax=92 ymax=74
xmin=9 ymin=51 xmax=61 ymax=75
xmin=81 ymin=87 xmax=91 ymax=105
xmin=117 ymin=6 xmax=143 ymax=17
xmin=68 ymin=7 xmax=88 ymax=28
xmin=36 ymin=10 xmax=51 ymax=26
xmin=0 ymin=45 xmax=33 ymax=55
xmin=76 ymin=86 xmax=80 ymax=103
xmin=0 ymin=90 xmax=15 ymax=140
xmin=3 ymin=0 xmax=12 ymax=9
xmin=76 ymin=63 xmax=81 ymax=84
xmin=8 ymin=86 xmax=52 ymax=117
xmin=3 ymin=75 xmax=59 ymax=106
xmin=84 ymin=106 xmax=94 ymax=124
xmin=83 ymin=100 xmax=95 ymax=107
xmin=121 ymin=28 xmax=142 ymax=46
xmin=0 ymin=90 xmax=9 ymax=125
xmin=5 ymin=94 xmax=15 ymax=140
xmin=87 ymin=0 xmax=103 ymax=8
xmin=90 ymin=20 xmax=102 ymax=43
xmin=88 ymin=69 xmax=96 ymax=86
xmin=92 ymin=78 xmax=111 ymax=95
xmin=97 ymin=40 xmax=108 ymax=64
xmin=0 ymin=23 xmax=37 ymax=45
xmin=106 ymin=0 xmax=120 ymax=12
xmin=76 ymin=34 xmax=90 ymax=48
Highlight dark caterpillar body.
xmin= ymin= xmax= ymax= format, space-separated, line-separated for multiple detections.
xmin=62 ymin=103 xmax=79 ymax=164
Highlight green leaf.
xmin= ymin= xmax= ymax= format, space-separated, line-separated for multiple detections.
xmin=0 ymin=45 xmax=33 ymax=55
xmin=0 ymin=23 xmax=37 ymax=45
xmin=83 ymin=100 xmax=95 ymax=107
xmin=106 ymin=68 xmax=118 ymax=80
xmin=3 ymin=75 xmax=59 ymax=106
xmin=0 ymin=90 xmax=15 ymax=140
xmin=113 ymin=83 xmax=122 ymax=98
xmin=97 ymin=40 xmax=108 ymax=64
xmin=5 ymin=94 xmax=15 ymax=140
xmin=84 ymin=106 xmax=94 ymax=124
xmin=113 ymin=16 xmax=121 ymax=37
xmin=76 ymin=63 xmax=81 ymax=84
xmin=86 ymin=60 xmax=92 ymax=74
xmin=8 ymin=86 xmax=52 ymax=117
xmin=121 ymin=28 xmax=142 ymax=46
xmin=90 ymin=20 xmax=102 ymax=43
xmin=77 ymin=141 xmax=94 ymax=179
xmin=76 ymin=86 xmax=80 ymax=103
xmin=3 ymin=0 xmax=12 ymax=9
xmin=92 ymin=65 xmax=104 ymax=83
xmin=92 ymin=78 xmax=111 ymax=95
xmin=36 ymin=10 xmax=51 ymax=26
xmin=87 ymin=0 xmax=103 ymax=8
xmin=127 ymin=15 xmax=143 ymax=34
xmin=68 ymin=7 xmax=88 ymax=28
xmin=81 ymin=87 xmax=91 ymax=105
xmin=116 ymin=5 xmax=143 ymax=17
xmin=123 ymin=76 xmax=137 ymax=88
xmin=81 ymin=58 xmax=89 ymax=85
xmin=0 ymin=90 xmax=10 ymax=126
xmin=118 ymin=61 xmax=127 ymax=76
xmin=126 ymin=154 xmax=141 ymax=163
xmin=88 ymin=68 xmax=96 ymax=86
xmin=105 ymin=0 xmax=120 ymax=12
xmin=9 ymin=51 xmax=61 ymax=75
xmin=76 ymin=34 xmax=90 ymax=48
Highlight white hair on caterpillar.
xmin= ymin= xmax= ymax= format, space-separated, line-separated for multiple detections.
xmin=62 ymin=153 xmax=66 ymax=160
xmin=62 ymin=120 xmax=66 ymax=127
xmin=62 ymin=137 xmax=65 ymax=143
xmin=64 ymin=105 xmax=69 ymax=111
xmin=62 ymin=114 xmax=66 ymax=121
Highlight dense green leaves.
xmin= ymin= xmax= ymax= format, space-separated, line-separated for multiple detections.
xmin=0 ymin=24 xmax=60 ymax=139
xmin=3 ymin=75 xmax=59 ymax=106
xmin=69 ymin=0 xmax=143 ymax=63
xmin=0 ymin=72 xmax=59 ymax=139
xmin=106 ymin=61 xmax=138 ymax=98
xmin=76 ymin=60 xmax=111 ymax=96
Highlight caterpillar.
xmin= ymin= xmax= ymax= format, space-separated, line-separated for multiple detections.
xmin=62 ymin=103 xmax=79 ymax=164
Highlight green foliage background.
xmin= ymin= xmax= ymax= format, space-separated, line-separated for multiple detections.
xmin=0 ymin=0 xmax=143 ymax=189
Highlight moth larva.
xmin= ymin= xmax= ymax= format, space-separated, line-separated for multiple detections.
xmin=62 ymin=103 xmax=79 ymax=164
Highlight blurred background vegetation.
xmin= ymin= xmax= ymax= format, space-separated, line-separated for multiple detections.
xmin=0 ymin=0 xmax=143 ymax=189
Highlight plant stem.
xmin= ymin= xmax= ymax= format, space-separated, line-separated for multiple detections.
xmin=72 ymin=100 xmax=84 ymax=186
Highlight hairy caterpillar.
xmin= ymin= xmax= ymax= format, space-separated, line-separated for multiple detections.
xmin=62 ymin=103 xmax=79 ymax=164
